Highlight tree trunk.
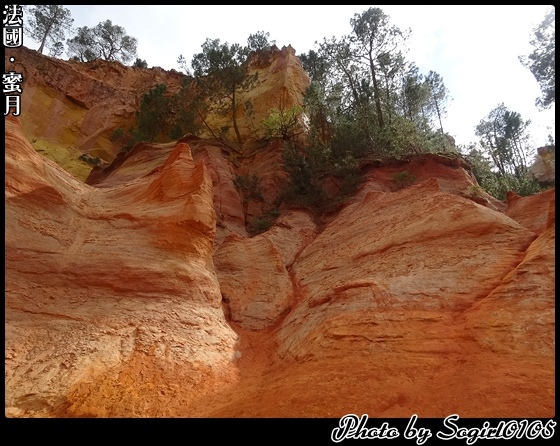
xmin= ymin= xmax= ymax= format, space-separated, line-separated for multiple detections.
xmin=38 ymin=21 xmax=54 ymax=54
xmin=434 ymin=97 xmax=444 ymax=134
xmin=384 ymin=74 xmax=392 ymax=125
xmin=369 ymin=56 xmax=385 ymax=129
xmin=339 ymin=62 xmax=359 ymax=104
xmin=231 ymin=87 xmax=243 ymax=148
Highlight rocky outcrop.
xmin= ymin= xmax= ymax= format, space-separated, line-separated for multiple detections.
xmin=5 ymin=116 xmax=238 ymax=417
xmin=194 ymin=178 xmax=554 ymax=418
xmin=355 ymin=153 xmax=506 ymax=212
xmin=530 ymin=145 xmax=555 ymax=186
xmin=5 ymin=46 xmax=185 ymax=166
xmin=5 ymin=45 xmax=310 ymax=180
xmin=215 ymin=211 xmax=317 ymax=330
xmin=202 ymin=45 xmax=310 ymax=144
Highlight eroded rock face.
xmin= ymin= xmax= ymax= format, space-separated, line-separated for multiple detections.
xmin=5 ymin=46 xmax=185 ymax=164
xmin=195 ymin=180 xmax=554 ymax=418
xmin=5 ymin=116 xmax=238 ymax=417
xmin=277 ymin=179 xmax=538 ymax=361
xmin=215 ymin=234 xmax=293 ymax=330
xmin=214 ymin=211 xmax=317 ymax=330
xmin=530 ymin=145 xmax=555 ymax=186
xmin=202 ymin=45 xmax=310 ymax=144
xmin=5 ymin=115 xmax=555 ymax=418
xmin=355 ymin=154 xmax=506 ymax=212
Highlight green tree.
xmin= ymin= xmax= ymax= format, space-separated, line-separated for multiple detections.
xmin=299 ymin=49 xmax=330 ymax=84
xmin=136 ymin=84 xmax=170 ymax=142
xmin=67 ymin=19 xmax=138 ymax=64
xmin=400 ymin=64 xmax=431 ymax=129
xmin=349 ymin=7 xmax=410 ymax=129
xmin=461 ymin=144 xmax=540 ymax=201
xmin=475 ymin=103 xmax=532 ymax=180
xmin=425 ymin=70 xmax=450 ymax=134
xmin=133 ymin=58 xmax=148 ymax=68
xmin=246 ymin=31 xmax=276 ymax=52
xmin=377 ymin=50 xmax=406 ymax=126
xmin=67 ymin=26 xmax=97 ymax=62
xmin=177 ymin=54 xmax=191 ymax=75
xmin=24 ymin=5 xmax=73 ymax=55
xmin=282 ymin=141 xmax=331 ymax=212
xmin=519 ymin=8 xmax=555 ymax=109
xmin=167 ymin=77 xmax=201 ymax=139
xmin=48 ymin=41 xmax=65 ymax=58
xmin=191 ymin=38 xmax=259 ymax=148
xmin=318 ymin=36 xmax=364 ymax=107
xmin=263 ymin=104 xmax=304 ymax=141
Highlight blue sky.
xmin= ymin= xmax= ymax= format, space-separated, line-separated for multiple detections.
xmin=23 ymin=5 xmax=555 ymax=150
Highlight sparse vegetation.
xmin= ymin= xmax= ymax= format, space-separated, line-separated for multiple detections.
xmin=234 ymin=173 xmax=264 ymax=203
xmin=110 ymin=127 xmax=125 ymax=142
xmin=79 ymin=153 xmax=102 ymax=166
xmin=465 ymin=184 xmax=485 ymax=198
xmin=392 ymin=171 xmax=416 ymax=189
xmin=247 ymin=208 xmax=280 ymax=235
xmin=263 ymin=104 xmax=304 ymax=141
xmin=133 ymin=58 xmax=148 ymax=68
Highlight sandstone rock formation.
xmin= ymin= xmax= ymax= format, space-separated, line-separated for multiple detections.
xmin=202 ymin=45 xmax=310 ymax=145
xmin=5 ymin=45 xmax=310 ymax=181
xmin=530 ymin=145 xmax=555 ymax=186
xmin=5 ymin=116 xmax=239 ymax=417
xmin=5 ymin=46 xmax=185 ymax=178
xmin=4 ymin=47 xmax=555 ymax=419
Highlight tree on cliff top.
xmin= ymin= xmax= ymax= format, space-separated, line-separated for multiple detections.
xmin=191 ymin=38 xmax=259 ymax=149
xmin=350 ymin=7 xmax=410 ymax=130
xmin=67 ymin=19 xmax=138 ymax=64
xmin=24 ymin=5 xmax=74 ymax=55
xmin=246 ymin=31 xmax=276 ymax=53
xmin=519 ymin=8 xmax=555 ymax=109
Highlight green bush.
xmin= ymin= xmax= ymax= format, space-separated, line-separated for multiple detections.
xmin=110 ymin=127 xmax=125 ymax=142
xmin=281 ymin=141 xmax=331 ymax=212
xmin=137 ymin=84 xmax=169 ymax=142
xmin=169 ymin=124 xmax=184 ymax=140
xmin=247 ymin=208 xmax=280 ymax=235
xmin=133 ymin=58 xmax=148 ymax=68
xmin=392 ymin=171 xmax=416 ymax=189
xmin=262 ymin=104 xmax=304 ymax=141
xmin=234 ymin=173 xmax=264 ymax=202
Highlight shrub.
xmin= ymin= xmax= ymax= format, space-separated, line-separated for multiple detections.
xmin=169 ymin=124 xmax=184 ymax=140
xmin=262 ymin=104 xmax=304 ymax=141
xmin=110 ymin=127 xmax=125 ymax=142
xmin=79 ymin=153 xmax=102 ymax=166
xmin=465 ymin=184 xmax=485 ymax=198
xmin=281 ymin=141 xmax=330 ymax=212
xmin=234 ymin=173 xmax=264 ymax=202
xmin=247 ymin=208 xmax=280 ymax=235
xmin=392 ymin=171 xmax=416 ymax=189
xmin=137 ymin=84 xmax=169 ymax=142
xmin=133 ymin=58 xmax=148 ymax=68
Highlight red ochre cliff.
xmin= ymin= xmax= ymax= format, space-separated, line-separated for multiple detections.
xmin=4 ymin=46 xmax=555 ymax=418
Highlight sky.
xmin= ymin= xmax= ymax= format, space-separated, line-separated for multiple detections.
xmin=24 ymin=5 xmax=555 ymax=150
